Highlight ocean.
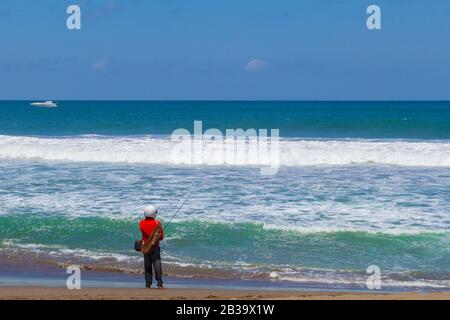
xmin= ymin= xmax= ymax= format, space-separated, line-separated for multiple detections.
xmin=0 ymin=101 xmax=449 ymax=291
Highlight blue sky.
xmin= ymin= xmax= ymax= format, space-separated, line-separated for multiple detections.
xmin=0 ymin=0 xmax=449 ymax=100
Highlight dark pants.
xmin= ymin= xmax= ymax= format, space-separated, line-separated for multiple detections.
xmin=144 ymin=246 xmax=163 ymax=287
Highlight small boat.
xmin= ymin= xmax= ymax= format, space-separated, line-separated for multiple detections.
xmin=30 ymin=100 xmax=58 ymax=108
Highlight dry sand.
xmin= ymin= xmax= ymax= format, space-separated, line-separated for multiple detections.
xmin=0 ymin=287 xmax=449 ymax=300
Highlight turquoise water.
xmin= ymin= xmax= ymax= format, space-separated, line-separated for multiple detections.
xmin=0 ymin=101 xmax=449 ymax=289
xmin=1 ymin=101 xmax=450 ymax=138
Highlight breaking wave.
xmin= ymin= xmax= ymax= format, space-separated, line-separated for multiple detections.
xmin=1 ymin=217 xmax=449 ymax=290
xmin=1 ymin=135 xmax=450 ymax=167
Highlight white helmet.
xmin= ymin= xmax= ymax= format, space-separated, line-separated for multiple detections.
xmin=143 ymin=205 xmax=158 ymax=218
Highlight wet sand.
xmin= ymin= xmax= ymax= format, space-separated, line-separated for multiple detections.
xmin=1 ymin=254 xmax=449 ymax=300
xmin=0 ymin=287 xmax=449 ymax=300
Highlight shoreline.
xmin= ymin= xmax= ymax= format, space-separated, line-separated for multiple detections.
xmin=1 ymin=254 xmax=449 ymax=300
xmin=1 ymin=287 xmax=449 ymax=300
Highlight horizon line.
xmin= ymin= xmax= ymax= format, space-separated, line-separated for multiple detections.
xmin=1 ymin=99 xmax=450 ymax=103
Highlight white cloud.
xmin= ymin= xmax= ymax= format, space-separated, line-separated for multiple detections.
xmin=245 ymin=59 xmax=269 ymax=72
xmin=92 ymin=58 xmax=109 ymax=71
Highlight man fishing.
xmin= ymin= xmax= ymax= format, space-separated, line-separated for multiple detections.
xmin=139 ymin=205 xmax=165 ymax=289
xmin=138 ymin=187 xmax=196 ymax=289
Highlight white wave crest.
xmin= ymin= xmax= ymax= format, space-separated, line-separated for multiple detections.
xmin=0 ymin=135 xmax=450 ymax=167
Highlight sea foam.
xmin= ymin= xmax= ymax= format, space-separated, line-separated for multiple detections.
xmin=0 ymin=135 xmax=449 ymax=167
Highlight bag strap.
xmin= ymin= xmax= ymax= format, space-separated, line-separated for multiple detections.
xmin=141 ymin=222 xmax=163 ymax=254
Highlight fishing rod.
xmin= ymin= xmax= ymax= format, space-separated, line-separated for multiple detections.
xmin=163 ymin=185 xmax=197 ymax=230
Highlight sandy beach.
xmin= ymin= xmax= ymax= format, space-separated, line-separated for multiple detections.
xmin=0 ymin=287 xmax=449 ymax=300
